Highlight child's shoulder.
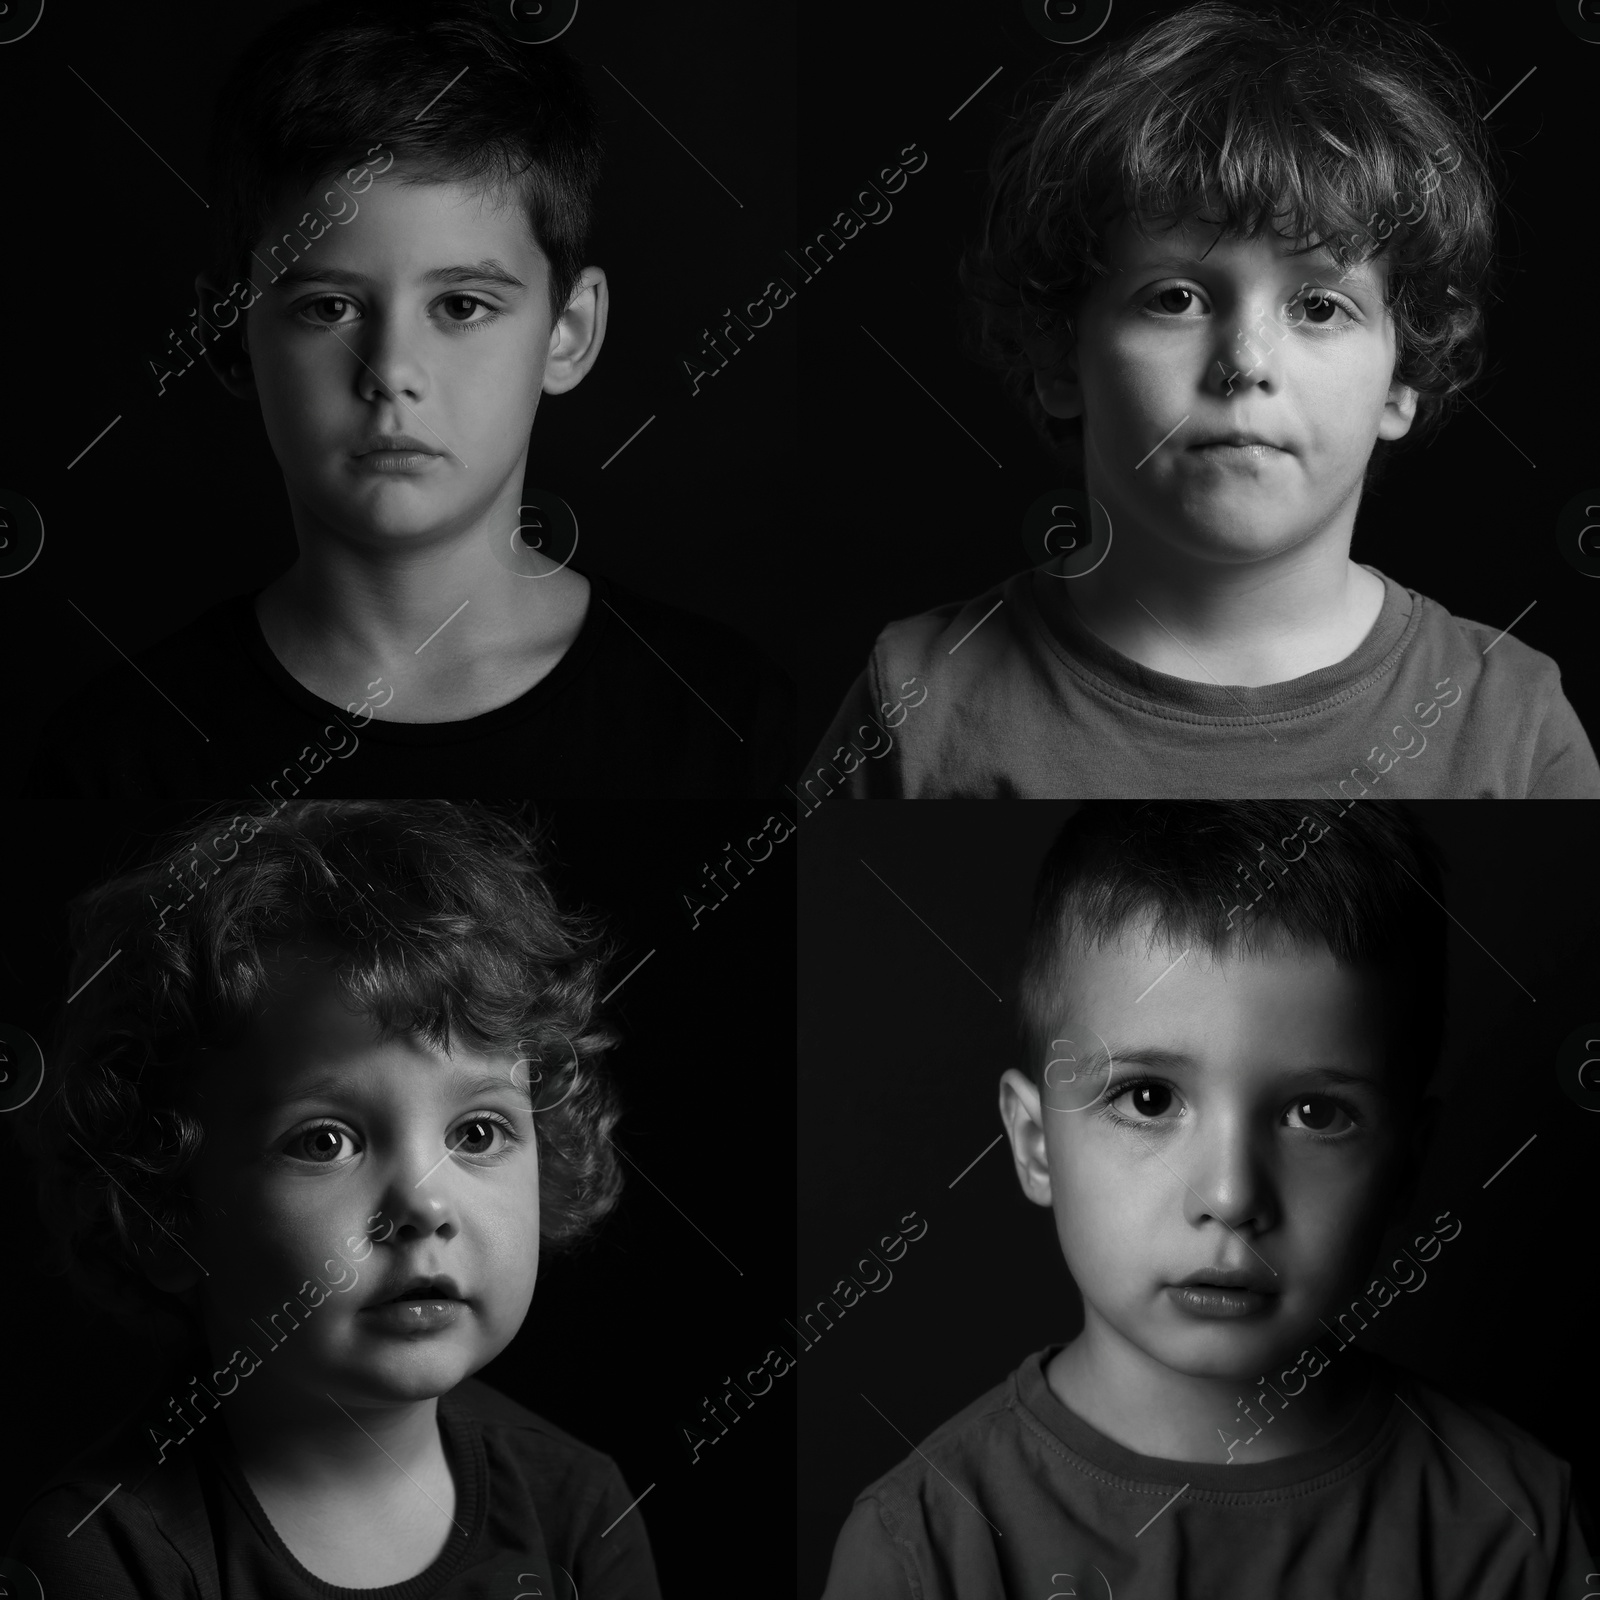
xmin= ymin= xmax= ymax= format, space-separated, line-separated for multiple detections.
xmin=444 ymin=1373 xmax=632 ymax=1516
xmin=3 ymin=1387 xmax=209 ymax=1593
xmin=853 ymin=1349 xmax=1036 ymax=1508
xmin=593 ymin=573 xmax=760 ymax=656
xmin=27 ymin=588 xmax=257 ymax=745
xmin=868 ymin=569 xmax=1037 ymax=683
xmin=1403 ymin=578 xmax=1566 ymax=688
xmin=445 ymin=1373 xmax=616 ymax=1467
xmin=1374 ymin=1352 xmax=1577 ymax=1499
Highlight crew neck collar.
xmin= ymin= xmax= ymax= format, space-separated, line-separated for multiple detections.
xmin=232 ymin=573 xmax=610 ymax=744
xmin=1023 ymin=564 xmax=1421 ymax=721
xmin=203 ymin=1389 xmax=486 ymax=1597
xmin=1014 ymin=1342 xmax=1397 ymax=1495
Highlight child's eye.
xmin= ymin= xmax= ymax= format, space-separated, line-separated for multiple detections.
xmin=1108 ymin=1080 xmax=1177 ymax=1119
xmin=1283 ymin=1096 xmax=1357 ymax=1136
xmin=1285 ymin=291 xmax=1357 ymax=327
xmin=287 ymin=1121 xmax=358 ymax=1164
xmin=294 ymin=293 xmax=505 ymax=334
xmin=1096 ymin=1079 xmax=1360 ymax=1141
xmin=1139 ymin=284 xmax=1356 ymax=326
xmin=1144 ymin=285 xmax=1205 ymax=317
xmin=449 ymin=1112 xmax=521 ymax=1158
xmin=282 ymin=1111 xmax=522 ymax=1165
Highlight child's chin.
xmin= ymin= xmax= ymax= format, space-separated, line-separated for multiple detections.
xmin=353 ymin=1347 xmax=473 ymax=1398
xmin=1163 ymin=516 xmax=1311 ymax=566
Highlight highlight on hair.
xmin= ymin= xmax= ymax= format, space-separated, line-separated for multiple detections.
xmin=1016 ymin=800 xmax=1449 ymax=1107
xmin=16 ymin=800 xmax=625 ymax=1347
xmin=959 ymin=0 xmax=1507 ymax=495
xmin=202 ymin=0 xmax=603 ymax=320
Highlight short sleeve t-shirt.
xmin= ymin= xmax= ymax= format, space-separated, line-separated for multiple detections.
xmin=18 ymin=574 xmax=793 ymax=799
xmin=820 ymin=1345 xmax=1596 ymax=1600
xmin=5 ymin=1375 xmax=661 ymax=1599
xmin=804 ymin=566 xmax=1600 ymax=798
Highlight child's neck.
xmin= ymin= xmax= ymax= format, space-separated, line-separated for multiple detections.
xmin=220 ymin=1374 xmax=449 ymax=1501
xmin=1053 ymin=534 xmax=1387 ymax=689
xmin=1047 ymin=1322 xmax=1370 ymax=1466
xmin=257 ymin=504 xmax=591 ymax=723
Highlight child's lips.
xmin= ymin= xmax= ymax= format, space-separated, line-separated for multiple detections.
xmin=350 ymin=450 xmax=446 ymax=474
xmin=366 ymin=1274 xmax=465 ymax=1307
xmin=1185 ymin=442 xmax=1289 ymax=470
xmin=359 ymin=1298 xmax=465 ymax=1334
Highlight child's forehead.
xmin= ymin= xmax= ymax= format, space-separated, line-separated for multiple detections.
xmin=1051 ymin=924 xmax=1392 ymax=1082
xmin=206 ymin=979 xmax=520 ymax=1112
xmin=1103 ymin=210 xmax=1378 ymax=282
xmin=261 ymin=164 xmax=538 ymax=264
xmin=222 ymin=962 xmax=430 ymax=1073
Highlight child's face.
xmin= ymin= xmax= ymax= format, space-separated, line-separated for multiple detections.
xmin=1003 ymin=920 xmax=1423 ymax=1385
xmin=199 ymin=168 xmax=604 ymax=558
xmin=1033 ymin=214 xmax=1416 ymax=565
xmin=172 ymin=971 xmax=540 ymax=1405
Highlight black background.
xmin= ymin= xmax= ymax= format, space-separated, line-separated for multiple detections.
xmin=794 ymin=0 xmax=1599 ymax=763
xmin=1 ymin=0 xmax=796 ymax=776
xmin=0 ymin=799 xmax=797 ymax=1590
xmin=797 ymin=799 xmax=1600 ymax=1594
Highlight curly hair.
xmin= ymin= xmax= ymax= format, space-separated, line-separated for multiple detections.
xmin=959 ymin=0 xmax=1506 ymax=497
xmin=15 ymin=800 xmax=626 ymax=1349
xmin=201 ymin=0 xmax=603 ymax=322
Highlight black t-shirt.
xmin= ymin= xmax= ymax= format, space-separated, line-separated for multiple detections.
xmin=5 ymin=1374 xmax=661 ymax=1599
xmin=19 ymin=575 xmax=793 ymax=798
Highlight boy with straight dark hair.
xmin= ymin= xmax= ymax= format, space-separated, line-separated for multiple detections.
xmin=23 ymin=0 xmax=792 ymax=799
xmin=806 ymin=2 xmax=1598 ymax=799
xmin=823 ymin=800 xmax=1595 ymax=1597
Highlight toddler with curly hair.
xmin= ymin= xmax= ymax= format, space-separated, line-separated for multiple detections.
xmin=6 ymin=799 xmax=660 ymax=1597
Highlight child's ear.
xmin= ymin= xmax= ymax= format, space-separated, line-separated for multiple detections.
xmin=193 ymin=272 xmax=256 ymax=401
xmin=999 ymin=1068 xmax=1054 ymax=1207
xmin=542 ymin=265 xmax=607 ymax=396
xmin=1377 ymin=374 xmax=1418 ymax=442
xmin=137 ymin=1226 xmax=205 ymax=1301
xmin=1027 ymin=328 xmax=1084 ymax=423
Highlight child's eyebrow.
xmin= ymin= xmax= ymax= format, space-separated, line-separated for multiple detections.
xmin=1131 ymin=251 xmax=1364 ymax=279
xmin=269 ymin=258 xmax=528 ymax=293
xmin=1074 ymin=1044 xmax=1389 ymax=1094
xmin=251 ymin=1069 xmax=528 ymax=1112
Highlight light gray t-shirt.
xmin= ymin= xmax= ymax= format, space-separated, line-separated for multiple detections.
xmin=804 ymin=566 xmax=1600 ymax=799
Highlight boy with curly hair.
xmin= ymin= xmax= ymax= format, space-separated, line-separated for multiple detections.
xmin=823 ymin=801 xmax=1595 ymax=1596
xmin=6 ymin=799 xmax=661 ymax=1596
xmin=807 ymin=2 xmax=1598 ymax=799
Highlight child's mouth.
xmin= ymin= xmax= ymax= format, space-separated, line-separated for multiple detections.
xmin=1167 ymin=1284 xmax=1276 ymax=1318
xmin=359 ymin=1274 xmax=467 ymax=1334
xmin=359 ymin=1296 xmax=465 ymax=1334
xmin=1187 ymin=442 xmax=1287 ymax=464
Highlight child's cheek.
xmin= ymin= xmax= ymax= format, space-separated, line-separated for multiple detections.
xmin=321 ymin=1256 xmax=358 ymax=1294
